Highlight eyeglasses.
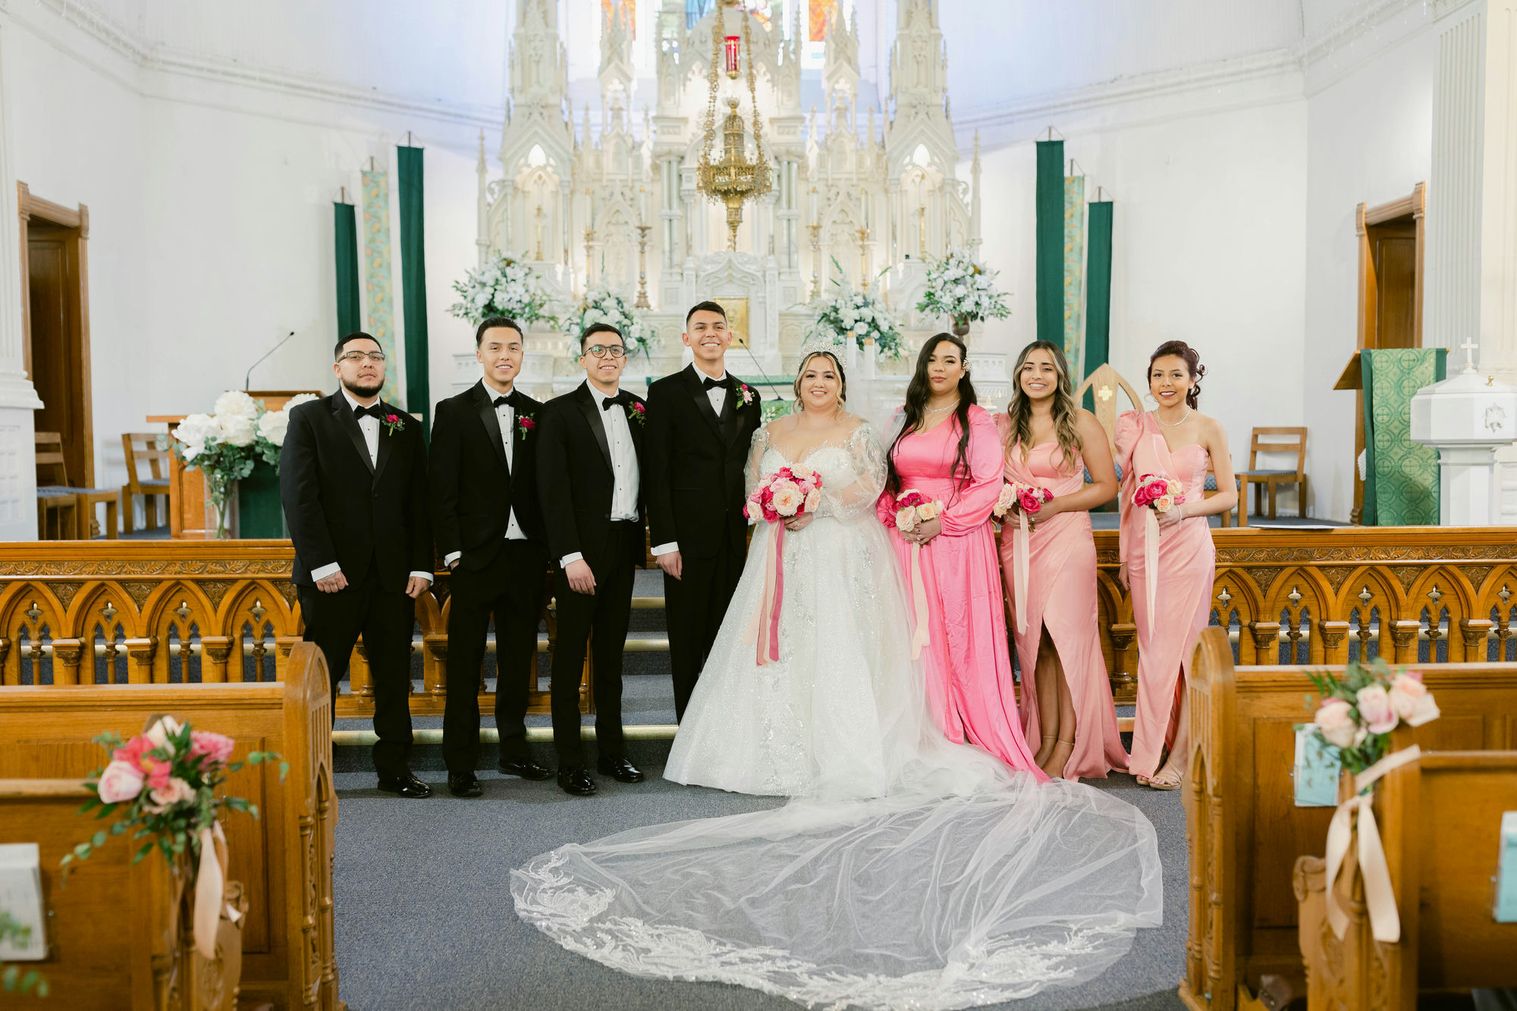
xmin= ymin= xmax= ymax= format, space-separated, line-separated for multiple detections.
xmin=584 ymin=344 xmax=626 ymax=359
xmin=339 ymin=350 xmax=386 ymax=364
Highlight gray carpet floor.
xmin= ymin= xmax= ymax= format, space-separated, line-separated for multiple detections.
xmin=332 ymin=761 xmax=1187 ymax=1010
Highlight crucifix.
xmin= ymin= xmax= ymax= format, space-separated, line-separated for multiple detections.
xmin=1458 ymin=337 xmax=1479 ymax=372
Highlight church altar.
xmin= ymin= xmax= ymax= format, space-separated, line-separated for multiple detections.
xmin=459 ymin=0 xmax=1009 ymax=404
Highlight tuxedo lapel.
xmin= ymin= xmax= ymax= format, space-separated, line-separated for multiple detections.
xmin=373 ymin=403 xmax=396 ymax=483
xmin=330 ymin=393 xmax=375 ymax=475
xmin=684 ymin=364 xmax=724 ymax=443
xmin=576 ymin=383 xmax=614 ymax=475
xmin=473 ymin=382 xmax=511 ymax=477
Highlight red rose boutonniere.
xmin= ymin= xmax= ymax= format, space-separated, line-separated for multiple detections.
xmin=738 ymin=383 xmax=757 ymax=408
xmin=626 ymin=401 xmax=647 ymax=426
xmin=380 ymin=412 xmax=405 ymax=436
xmin=517 ymin=415 xmax=536 ymax=439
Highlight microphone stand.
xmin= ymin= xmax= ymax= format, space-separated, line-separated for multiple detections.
xmin=244 ymin=331 xmax=297 ymax=391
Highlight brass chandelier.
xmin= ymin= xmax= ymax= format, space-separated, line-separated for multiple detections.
xmin=696 ymin=0 xmax=772 ymax=251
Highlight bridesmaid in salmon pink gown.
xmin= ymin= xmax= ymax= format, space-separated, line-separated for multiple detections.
xmin=877 ymin=333 xmax=1044 ymax=778
xmin=1117 ymin=340 xmax=1236 ymax=790
xmin=995 ymin=340 xmax=1128 ymax=781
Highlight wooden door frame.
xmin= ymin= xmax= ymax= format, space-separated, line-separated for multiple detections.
xmin=1350 ymin=181 xmax=1425 ymax=524
xmin=17 ymin=181 xmax=94 ymax=488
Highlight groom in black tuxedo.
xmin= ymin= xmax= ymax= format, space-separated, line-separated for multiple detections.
xmin=536 ymin=323 xmax=648 ymax=796
xmin=430 ymin=317 xmax=552 ymax=798
xmin=646 ymin=301 xmax=763 ymax=720
xmin=280 ymin=332 xmax=434 ymax=798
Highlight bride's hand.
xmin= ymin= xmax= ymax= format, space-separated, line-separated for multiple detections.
xmin=784 ymin=513 xmax=814 ymax=532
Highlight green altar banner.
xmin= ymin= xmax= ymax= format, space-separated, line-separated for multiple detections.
xmin=397 ymin=144 xmax=430 ymax=432
xmin=1035 ymin=139 xmax=1064 ymax=348
xmin=333 ymin=201 xmax=361 ymax=339
xmin=1361 ymin=347 xmax=1446 ymax=526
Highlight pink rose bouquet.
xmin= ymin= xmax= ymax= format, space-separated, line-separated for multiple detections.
xmin=992 ymin=481 xmax=1052 ymax=525
xmin=1133 ymin=472 xmax=1185 ymax=514
xmin=884 ymin=488 xmax=943 ymax=533
xmin=745 ymin=465 xmax=824 ymax=525
xmin=1309 ymin=660 xmax=1440 ymax=776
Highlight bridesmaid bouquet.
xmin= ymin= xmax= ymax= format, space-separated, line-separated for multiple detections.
xmin=888 ymin=489 xmax=943 ymax=532
xmin=994 ymin=482 xmax=1051 ymax=635
xmin=744 ymin=467 xmax=824 ymax=667
xmin=884 ymin=489 xmax=942 ymax=659
xmin=1133 ymin=473 xmax=1185 ymax=514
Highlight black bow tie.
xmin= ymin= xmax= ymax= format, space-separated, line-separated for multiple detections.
xmin=601 ymin=392 xmax=631 ymax=411
xmin=353 ymin=404 xmax=382 ymax=420
xmin=701 ymin=376 xmax=729 ymax=391
xmin=492 ymin=392 xmax=518 ymax=410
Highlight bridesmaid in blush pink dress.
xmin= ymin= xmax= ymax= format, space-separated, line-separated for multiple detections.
xmin=995 ymin=341 xmax=1128 ymax=781
xmin=877 ymin=334 xmax=1045 ymax=779
xmin=1117 ymin=340 xmax=1236 ymax=790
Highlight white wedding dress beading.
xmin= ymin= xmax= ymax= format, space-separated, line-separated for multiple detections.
xmin=512 ymin=420 xmax=1163 ymax=1010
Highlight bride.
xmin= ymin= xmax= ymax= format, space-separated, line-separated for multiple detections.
xmin=512 ymin=350 xmax=1163 ymax=1010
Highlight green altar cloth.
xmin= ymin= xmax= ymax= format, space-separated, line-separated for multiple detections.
xmin=1361 ymin=347 xmax=1446 ymax=526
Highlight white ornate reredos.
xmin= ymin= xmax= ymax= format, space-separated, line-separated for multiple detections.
xmin=471 ymin=0 xmax=988 ymax=396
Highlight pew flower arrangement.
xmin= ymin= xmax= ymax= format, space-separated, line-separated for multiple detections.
xmin=64 ymin=716 xmax=286 ymax=958
xmin=1308 ymin=659 xmax=1440 ymax=776
xmin=449 ymin=254 xmax=558 ymax=327
xmin=564 ymin=286 xmax=655 ymax=357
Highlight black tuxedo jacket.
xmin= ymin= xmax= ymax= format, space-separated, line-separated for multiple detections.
xmin=429 ymin=381 xmax=546 ymax=571
xmin=645 ymin=363 xmax=763 ymax=559
xmin=536 ymin=383 xmax=647 ymax=569
xmin=279 ymin=391 xmax=432 ymax=590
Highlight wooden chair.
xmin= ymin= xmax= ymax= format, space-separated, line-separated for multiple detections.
xmin=1237 ymin=426 xmax=1307 ymax=519
xmin=119 ymin=432 xmax=170 ymax=534
xmin=35 ymin=431 xmax=117 ymax=539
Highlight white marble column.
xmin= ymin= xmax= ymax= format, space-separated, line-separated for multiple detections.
xmin=1478 ymin=1 xmax=1517 ymax=518
xmin=0 ymin=16 xmax=44 ymax=540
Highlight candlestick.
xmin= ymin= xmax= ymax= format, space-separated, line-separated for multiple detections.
xmin=857 ymin=226 xmax=871 ymax=293
xmin=635 ymin=224 xmax=652 ymax=309
xmin=809 ymin=222 xmax=823 ymax=301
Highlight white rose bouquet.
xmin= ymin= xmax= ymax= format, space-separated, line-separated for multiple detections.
xmin=916 ymin=248 xmax=1011 ymax=329
xmin=806 ymin=282 xmax=905 ymax=360
xmin=448 ymin=254 xmax=558 ymax=327
xmin=172 ymin=391 xmax=318 ymax=536
xmin=565 ymin=286 xmax=655 ymax=358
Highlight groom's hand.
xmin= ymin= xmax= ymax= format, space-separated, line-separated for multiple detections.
xmin=565 ymin=559 xmax=597 ymax=595
xmin=656 ymin=550 xmax=683 ymax=580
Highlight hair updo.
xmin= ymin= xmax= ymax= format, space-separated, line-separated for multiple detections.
xmin=1148 ymin=340 xmax=1206 ymax=409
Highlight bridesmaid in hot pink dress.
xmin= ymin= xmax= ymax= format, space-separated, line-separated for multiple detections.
xmin=877 ymin=334 xmax=1044 ymax=778
xmin=1117 ymin=341 xmax=1236 ymax=790
xmin=995 ymin=341 xmax=1128 ymax=781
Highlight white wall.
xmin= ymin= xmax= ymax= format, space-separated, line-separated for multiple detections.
xmin=976 ymin=97 xmax=1310 ymax=478
xmin=1302 ymin=27 xmax=1436 ymax=521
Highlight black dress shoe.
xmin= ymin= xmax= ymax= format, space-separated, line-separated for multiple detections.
xmin=557 ymin=767 xmax=597 ymax=796
xmin=447 ymin=773 xmax=482 ymax=798
xmin=596 ymin=757 xmax=645 ymax=783
xmin=498 ymin=758 xmax=553 ymax=781
xmin=376 ymin=773 xmax=432 ymax=799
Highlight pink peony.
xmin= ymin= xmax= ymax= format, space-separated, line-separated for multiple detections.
xmin=770 ymin=483 xmax=804 ymax=517
xmin=1154 ymin=494 xmax=1175 ymax=513
xmin=895 ymin=506 xmax=919 ymax=531
xmin=146 ymin=776 xmax=196 ymax=812
xmin=144 ymin=716 xmax=182 ymax=754
xmin=803 ymin=489 xmax=821 ymax=513
xmin=97 ymin=759 xmax=145 ymax=804
xmin=1388 ymin=673 xmax=1440 ymax=726
xmin=1314 ymin=698 xmax=1357 ymax=748
xmin=189 ymin=730 xmax=235 ymax=768
xmin=916 ymin=500 xmax=941 ymax=522
xmin=993 ymin=483 xmax=1017 ymax=518
xmin=1355 ymin=684 xmax=1398 ymax=734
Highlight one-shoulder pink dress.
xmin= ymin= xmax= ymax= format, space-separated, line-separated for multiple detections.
xmin=877 ymin=405 xmax=1044 ymax=778
xmin=1116 ymin=410 xmax=1216 ymax=779
xmin=995 ymin=421 xmax=1128 ymax=782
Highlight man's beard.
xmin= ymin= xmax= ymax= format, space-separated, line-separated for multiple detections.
xmin=342 ymin=376 xmax=382 ymax=398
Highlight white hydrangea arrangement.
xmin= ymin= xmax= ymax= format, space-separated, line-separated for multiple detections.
xmin=916 ymin=248 xmax=1011 ymax=327
xmin=565 ymin=287 xmax=655 ymax=358
xmin=805 ymin=286 xmax=905 ymax=359
xmin=173 ymin=391 xmax=319 ymax=536
xmin=448 ymin=254 xmax=559 ymax=327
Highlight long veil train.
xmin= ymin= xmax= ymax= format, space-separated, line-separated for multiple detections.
xmin=511 ymin=369 xmax=1162 ymax=1010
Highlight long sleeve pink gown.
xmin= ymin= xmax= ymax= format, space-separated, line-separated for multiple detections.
xmin=1115 ymin=410 xmax=1216 ymax=779
xmin=995 ymin=418 xmax=1128 ymax=781
xmin=878 ymin=405 xmax=1044 ymax=778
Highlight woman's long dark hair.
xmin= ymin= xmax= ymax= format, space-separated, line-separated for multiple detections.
xmin=1148 ymin=339 xmax=1206 ymax=409
xmin=886 ymin=333 xmax=977 ymax=495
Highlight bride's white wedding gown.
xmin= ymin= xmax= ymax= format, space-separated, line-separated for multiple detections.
xmin=512 ymin=419 xmax=1162 ymax=1010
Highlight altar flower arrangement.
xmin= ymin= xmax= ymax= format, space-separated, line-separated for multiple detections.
xmin=744 ymin=467 xmax=824 ymax=667
xmin=916 ymin=248 xmax=1011 ymax=334
xmin=1309 ymin=661 xmax=1440 ymax=776
xmin=173 ymin=391 xmax=319 ymax=537
xmin=806 ymin=275 xmax=905 ymax=359
xmin=64 ymin=716 xmax=286 ymax=959
xmin=564 ymin=286 xmax=655 ymax=358
xmin=448 ymin=254 xmax=558 ymax=327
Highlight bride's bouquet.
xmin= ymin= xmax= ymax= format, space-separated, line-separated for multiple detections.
xmin=744 ymin=467 xmax=824 ymax=666
xmin=1132 ymin=472 xmax=1187 ymax=625
xmin=994 ymin=482 xmax=1052 ymax=636
xmin=883 ymin=489 xmax=942 ymax=659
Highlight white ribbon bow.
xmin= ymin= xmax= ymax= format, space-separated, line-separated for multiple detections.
xmin=1323 ymin=745 xmax=1422 ymax=944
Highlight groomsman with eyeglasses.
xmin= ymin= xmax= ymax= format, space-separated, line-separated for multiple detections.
xmin=536 ymin=323 xmax=648 ymax=797
xmin=280 ymin=332 xmax=434 ymax=798
xmin=430 ymin=316 xmax=552 ymax=798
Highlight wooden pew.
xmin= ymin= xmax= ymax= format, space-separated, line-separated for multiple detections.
xmin=1295 ymin=739 xmax=1517 ymax=1009
xmin=0 ymin=642 xmax=337 ymax=1009
xmin=1180 ymin=626 xmax=1517 ymax=1011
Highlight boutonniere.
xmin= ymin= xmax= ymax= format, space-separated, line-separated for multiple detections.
xmin=380 ymin=412 xmax=405 ymax=436
xmin=738 ymin=383 xmax=757 ymax=408
xmin=517 ymin=415 xmax=536 ymax=439
xmin=626 ymin=401 xmax=647 ymax=426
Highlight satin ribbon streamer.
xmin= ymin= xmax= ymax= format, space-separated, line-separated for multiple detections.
xmin=909 ymin=542 xmax=931 ymax=659
xmin=192 ymin=821 xmax=238 ymax=960
xmin=1323 ymin=745 xmax=1422 ymax=944
xmin=1012 ymin=511 xmax=1031 ymax=636
xmin=1142 ymin=508 xmax=1160 ymax=625
xmin=753 ymin=524 xmax=785 ymax=666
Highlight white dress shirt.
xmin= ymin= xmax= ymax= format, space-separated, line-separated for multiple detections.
xmin=309 ymin=390 xmax=433 ymax=586
xmin=560 ymin=383 xmax=640 ymax=569
xmin=651 ymin=368 xmax=728 ymax=559
xmin=443 ymin=386 xmax=527 ymax=569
